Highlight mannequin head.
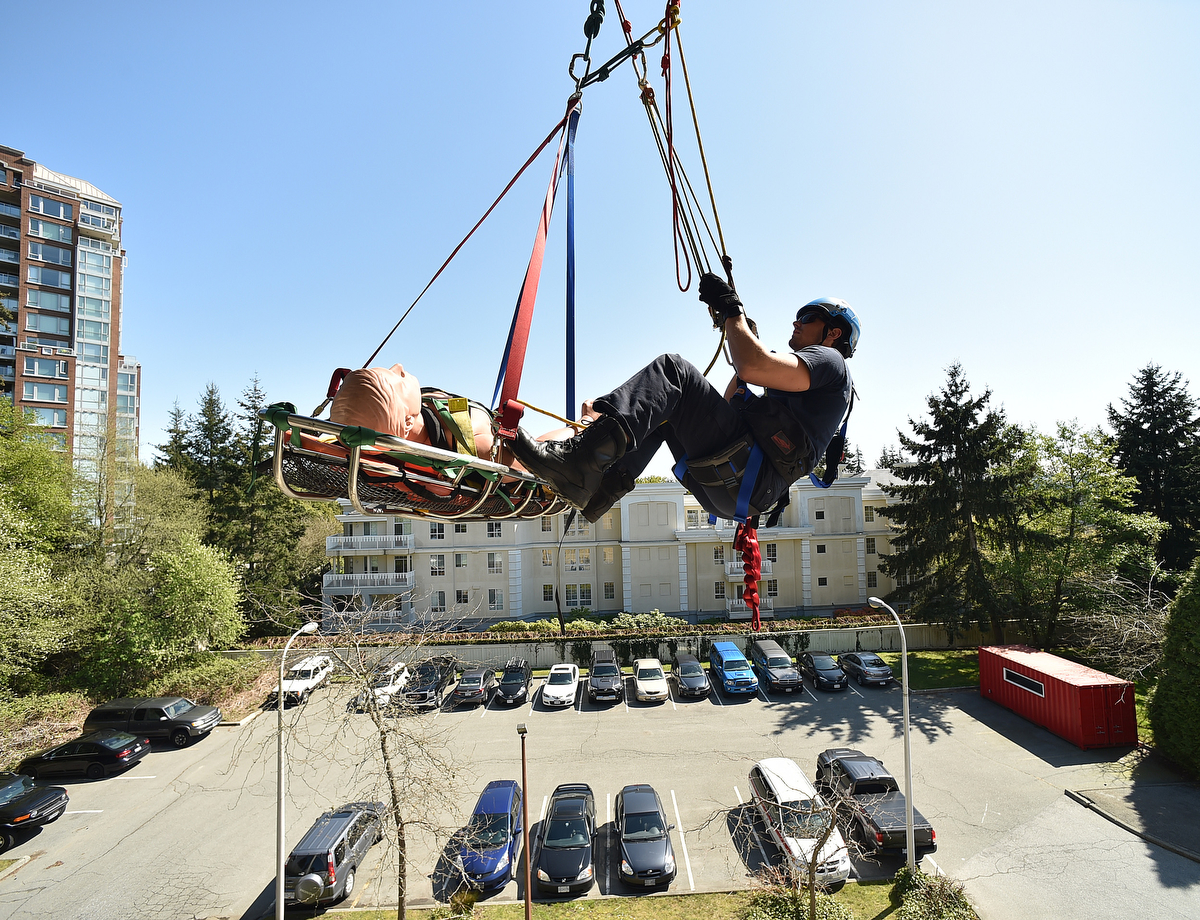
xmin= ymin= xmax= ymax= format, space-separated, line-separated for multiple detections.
xmin=329 ymin=364 xmax=426 ymax=442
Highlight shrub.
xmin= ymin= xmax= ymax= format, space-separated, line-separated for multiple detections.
xmin=608 ymin=610 xmax=689 ymax=631
xmin=138 ymin=654 xmax=270 ymax=707
xmin=745 ymin=885 xmax=855 ymax=920
xmin=1150 ymin=559 xmax=1200 ymax=778
xmin=891 ymin=868 xmax=977 ymax=920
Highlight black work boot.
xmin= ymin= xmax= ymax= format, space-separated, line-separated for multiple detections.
xmin=582 ymin=465 xmax=635 ymax=523
xmin=509 ymin=416 xmax=628 ymax=510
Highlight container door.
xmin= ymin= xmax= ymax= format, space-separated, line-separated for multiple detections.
xmin=1079 ymin=686 xmax=1110 ymax=748
xmin=1106 ymin=684 xmax=1136 ymax=744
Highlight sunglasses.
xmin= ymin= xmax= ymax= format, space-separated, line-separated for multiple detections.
xmin=796 ymin=312 xmax=826 ymax=325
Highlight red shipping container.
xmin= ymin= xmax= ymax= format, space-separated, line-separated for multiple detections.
xmin=979 ymin=645 xmax=1137 ymax=750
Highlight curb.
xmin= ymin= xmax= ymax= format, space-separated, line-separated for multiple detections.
xmin=911 ymin=685 xmax=977 ymax=695
xmin=0 ymin=855 xmax=31 ymax=881
xmin=1064 ymin=789 xmax=1200 ymax=864
xmin=218 ymin=709 xmax=262 ymax=728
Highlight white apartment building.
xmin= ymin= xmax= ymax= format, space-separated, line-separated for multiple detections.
xmin=324 ymin=470 xmax=899 ymax=626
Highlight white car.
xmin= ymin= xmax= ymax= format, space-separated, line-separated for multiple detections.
xmin=632 ymin=658 xmax=669 ymax=703
xmin=541 ymin=664 xmax=580 ymax=707
xmin=352 ymin=660 xmax=409 ymax=711
xmin=748 ymin=758 xmax=851 ymax=886
xmin=275 ymin=655 xmax=336 ymax=705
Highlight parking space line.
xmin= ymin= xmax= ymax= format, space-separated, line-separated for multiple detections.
xmin=605 ymin=793 xmax=612 ymax=893
xmin=733 ymin=786 xmax=771 ymax=867
xmin=66 ymin=809 xmax=103 ymax=814
xmin=113 ymin=775 xmax=157 ymax=779
xmin=802 ymin=684 xmax=818 ymax=701
xmin=712 ymin=687 xmax=724 ymax=706
xmin=669 ymin=789 xmax=694 ymax=890
xmin=847 ymin=684 xmax=864 ymax=698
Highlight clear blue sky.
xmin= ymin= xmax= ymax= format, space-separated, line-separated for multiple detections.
xmin=8 ymin=1 xmax=1199 ymax=473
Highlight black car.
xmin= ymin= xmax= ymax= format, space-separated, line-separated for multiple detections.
xmin=449 ymin=667 xmax=498 ymax=708
xmin=404 ymin=657 xmax=459 ymax=710
xmin=837 ymin=652 xmax=894 ymax=687
xmin=0 ymin=772 xmax=69 ymax=852
xmin=534 ymin=783 xmax=596 ymax=895
xmin=799 ymin=653 xmax=847 ymax=691
xmin=670 ymin=652 xmax=710 ymax=699
xmin=284 ymin=801 xmax=385 ymax=906
xmin=17 ymin=731 xmax=150 ymax=780
xmin=615 ymin=783 xmax=677 ymax=889
xmin=587 ymin=649 xmax=625 ymax=703
xmin=495 ymin=657 xmax=533 ymax=706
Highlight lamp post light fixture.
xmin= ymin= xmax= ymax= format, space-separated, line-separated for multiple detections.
xmin=868 ymin=596 xmax=916 ymax=871
xmin=516 ymin=722 xmax=531 ymax=920
xmin=276 ymin=621 xmax=320 ymax=920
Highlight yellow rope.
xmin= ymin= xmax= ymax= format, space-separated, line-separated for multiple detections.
xmin=675 ymin=27 xmax=728 ymax=261
xmin=513 ymin=398 xmax=587 ymax=431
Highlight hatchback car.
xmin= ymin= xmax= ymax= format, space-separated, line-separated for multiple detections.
xmin=798 ymin=653 xmax=847 ymax=691
xmin=455 ymin=779 xmax=522 ymax=890
xmin=351 ymin=660 xmax=410 ymax=712
xmin=17 ymin=731 xmax=150 ymax=780
xmin=449 ymin=667 xmax=498 ymax=709
xmin=670 ymin=652 xmax=710 ymax=699
xmin=284 ymin=801 xmax=384 ymax=906
xmin=587 ymin=649 xmax=625 ymax=703
xmin=534 ymin=783 xmax=596 ymax=895
xmin=541 ymin=664 xmax=580 ymax=708
xmin=495 ymin=658 xmax=533 ymax=706
xmin=632 ymin=658 xmax=669 ymax=703
xmin=615 ymin=783 xmax=676 ymax=888
xmin=0 ymin=773 xmax=69 ymax=853
xmin=837 ymin=652 xmax=894 ymax=687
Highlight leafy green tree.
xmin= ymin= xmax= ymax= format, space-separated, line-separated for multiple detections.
xmin=110 ymin=465 xmax=209 ymax=568
xmin=878 ymin=364 xmax=1021 ymax=640
xmin=1149 ymin=559 xmax=1200 ymax=778
xmin=1107 ymin=365 xmax=1200 ymax=572
xmin=0 ymin=402 xmax=80 ymax=553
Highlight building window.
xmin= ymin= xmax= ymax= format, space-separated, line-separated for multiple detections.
xmin=487 ymin=522 xmax=503 ymax=538
xmin=429 ymin=522 xmax=445 ymax=540
xmin=565 ymin=548 xmax=590 ymax=571
xmin=454 ymin=522 xmax=467 ymax=534
xmin=563 ymin=515 xmax=590 ymax=537
xmin=565 ymin=585 xmax=578 ymax=606
xmin=686 ymin=509 xmax=700 ymax=527
xmin=817 ymin=576 xmax=828 ymax=586
xmin=715 ymin=582 xmax=726 ymax=599
xmin=867 ymin=571 xmax=878 ymax=588
xmin=456 ymin=589 xmax=469 ymax=605
xmin=430 ymin=554 xmax=445 ymax=576
xmin=23 ymin=382 xmax=68 ymax=402
xmin=815 ymin=510 xmax=825 ymax=520
xmin=26 ymin=290 xmax=71 ymax=312
xmin=864 ymin=506 xmax=875 ymax=522
xmin=430 ymin=590 xmax=446 ymax=613
xmin=604 ymin=582 xmax=615 ymax=600
xmin=78 ymin=319 xmax=109 ymax=342
xmin=24 ymin=357 xmax=68 ymax=378
xmin=28 ymin=219 xmax=71 ymax=243
xmin=542 ymin=549 xmax=553 ymax=566
xmin=714 ymin=545 xmax=725 ymax=565
xmin=394 ymin=520 xmax=411 ymax=535
xmin=579 ymin=584 xmax=592 ymax=606
xmin=489 ymin=588 xmax=504 ymax=610
xmin=541 ymin=516 xmax=553 ymax=532
xmin=767 ymin=579 xmax=778 ymax=598
xmin=602 ymin=512 xmax=614 ymax=530
xmin=487 ymin=552 xmax=503 ymax=574
xmin=543 ymin=584 xmax=554 ymax=602
xmin=602 ymin=546 xmax=615 ymax=565
xmin=764 ymin=542 xmax=777 ymax=563
xmin=32 ymin=407 xmax=67 ymax=427
xmin=454 ymin=553 xmax=467 ymax=568
xmin=28 ymin=242 xmax=71 ymax=266
xmin=394 ymin=557 xmax=410 ymax=574
xmin=816 ymin=544 xmax=827 ymax=554
xmin=28 ymin=195 xmax=72 ymax=220
xmin=27 ymin=266 xmax=72 ymax=290
xmin=866 ymin=537 xmax=876 ymax=554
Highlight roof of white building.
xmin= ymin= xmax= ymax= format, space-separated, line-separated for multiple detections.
xmin=31 ymin=163 xmax=121 ymax=207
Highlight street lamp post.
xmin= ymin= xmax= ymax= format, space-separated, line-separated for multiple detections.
xmin=516 ymin=722 xmax=531 ymax=920
xmin=868 ymin=596 xmax=916 ymax=871
xmin=276 ymin=621 xmax=320 ymax=920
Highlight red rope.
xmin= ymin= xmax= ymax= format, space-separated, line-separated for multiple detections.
xmin=734 ymin=522 xmax=762 ymax=632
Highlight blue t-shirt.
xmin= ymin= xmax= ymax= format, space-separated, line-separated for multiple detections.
xmin=765 ymin=345 xmax=852 ymax=460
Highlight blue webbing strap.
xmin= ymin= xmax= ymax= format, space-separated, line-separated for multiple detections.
xmin=735 ymin=443 xmax=764 ymax=523
xmin=565 ymin=107 xmax=579 ymax=421
xmin=808 ymin=417 xmax=850 ymax=489
xmin=672 ymin=453 xmax=689 ymax=482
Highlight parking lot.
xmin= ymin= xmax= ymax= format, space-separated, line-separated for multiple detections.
xmin=2 ymin=668 xmax=1197 ymax=920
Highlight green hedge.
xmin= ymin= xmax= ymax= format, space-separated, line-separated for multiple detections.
xmin=1150 ymin=560 xmax=1200 ymax=778
xmin=890 ymin=867 xmax=977 ymax=919
xmin=745 ymin=887 xmax=855 ymax=920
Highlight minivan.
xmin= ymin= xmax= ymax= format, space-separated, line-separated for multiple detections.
xmin=750 ymin=639 xmax=801 ymax=693
xmin=284 ymin=801 xmax=385 ymax=906
xmin=708 ymin=641 xmax=758 ymax=695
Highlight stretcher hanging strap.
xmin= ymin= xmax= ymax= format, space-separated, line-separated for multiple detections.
xmin=430 ymin=396 xmax=479 ymax=459
xmin=565 ymin=105 xmax=579 ymax=421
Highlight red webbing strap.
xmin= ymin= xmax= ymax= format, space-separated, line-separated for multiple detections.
xmin=496 ymin=98 xmax=580 ymax=439
xmin=734 ymin=521 xmax=762 ymax=632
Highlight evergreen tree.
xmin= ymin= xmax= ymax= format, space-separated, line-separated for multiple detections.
xmin=876 ymin=445 xmax=906 ymax=469
xmin=878 ymin=364 xmax=1020 ymax=640
xmin=1107 ymin=365 xmax=1200 ymax=572
xmin=1149 ymin=559 xmax=1200 ymax=778
xmin=154 ymin=402 xmax=192 ymax=473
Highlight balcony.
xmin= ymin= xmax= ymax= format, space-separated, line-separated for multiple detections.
xmin=727 ymin=597 xmax=775 ymax=619
xmin=326 ymin=533 xmax=413 ymax=554
xmin=0 ymin=225 xmax=17 ymax=240
xmin=0 ymin=250 xmax=17 ymax=264
xmin=0 ymin=345 xmax=14 ymax=358
xmin=0 ymin=272 xmax=18 ymax=288
xmin=725 ymin=559 xmax=773 ymax=577
xmin=0 ymin=203 xmax=19 ymax=218
xmin=323 ymin=571 xmax=414 ymax=594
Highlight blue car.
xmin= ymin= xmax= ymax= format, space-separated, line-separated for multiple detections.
xmin=456 ymin=780 xmax=523 ymax=889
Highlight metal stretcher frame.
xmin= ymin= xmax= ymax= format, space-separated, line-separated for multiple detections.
xmin=260 ymin=408 xmax=572 ymax=522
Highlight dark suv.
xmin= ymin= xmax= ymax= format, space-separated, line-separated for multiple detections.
xmin=587 ymin=649 xmax=624 ymax=703
xmin=404 ymin=657 xmax=458 ymax=709
xmin=495 ymin=658 xmax=532 ymax=706
xmin=83 ymin=697 xmax=221 ymax=748
xmin=284 ymin=801 xmax=385 ymax=906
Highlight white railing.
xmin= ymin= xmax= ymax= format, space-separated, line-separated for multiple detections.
xmin=726 ymin=559 xmax=774 ymax=577
xmin=323 ymin=572 xmax=414 ymax=591
xmin=326 ymin=533 xmax=413 ymax=553
xmin=727 ymin=597 xmax=775 ymax=617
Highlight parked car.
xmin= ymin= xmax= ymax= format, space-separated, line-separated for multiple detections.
xmin=670 ymin=652 xmax=710 ymax=699
xmin=632 ymin=658 xmax=669 ymax=703
xmin=534 ymin=783 xmax=596 ymax=895
xmin=798 ymin=653 xmax=848 ymax=691
xmin=615 ymin=783 xmax=677 ymax=888
xmin=455 ymin=780 xmax=522 ymax=890
xmin=449 ymin=667 xmax=498 ymax=708
xmin=495 ymin=657 xmax=533 ymax=706
xmin=0 ymin=772 xmax=68 ymax=853
xmin=709 ymin=641 xmax=759 ymax=695
xmin=404 ymin=657 xmax=459 ymax=709
xmin=541 ymin=664 xmax=580 ymax=708
xmin=82 ymin=697 xmax=221 ymax=748
xmin=750 ymin=639 xmax=802 ymax=693
xmin=284 ymin=801 xmax=385 ymax=906
xmin=837 ymin=652 xmax=894 ymax=687
xmin=748 ymin=758 xmax=851 ymax=887
xmin=587 ymin=649 xmax=625 ymax=703
xmin=351 ymin=660 xmax=410 ymax=712
xmin=269 ymin=655 xmax=336 ymax=706
xmin=17 ymin=731 xmax=150 ymax=780
xmin=815 ymin=748 xmax=937 ymax=856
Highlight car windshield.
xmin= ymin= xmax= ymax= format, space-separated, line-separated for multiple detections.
xmin=768 ymin=656 xmax=791 ymax=668
xmin=465 ymin=812 xmax=509 ymax=848
xmin=622 ymin=811 xmax=665 ymax=840
xmin=163 ymin=699 xmax=194 ymax=718
xmin=413 ymin=665 xmax=438 ymax=682
xmin=812 ymin=656 xmax=838 ymax=670
xmin=591 ymin=664 xmax=620 ymax=677
xmin=373 ymin=672 xmax=401 ymax=688
xmin=678 ymin=662 xmax=703 ymax=677
xmin=548 ymin=672 xmax=574 ymax=685
xmin=459 ymin=676 xmax=483 ymax=689
xmin=780 ymin=804 xmax=832 ymax=839
xmin=0 ymin=775 xmax=34 ymax=805
xmin=544 ymin=817 xmax=589 ymax=848
xmin=500 ymin=671 xmax=525 ymax=685
xmin=637 ymin=667 xmax=664 ymax=681
xmin=726 ymin=658 xmax=750 ymax=670
xmin=286 ymin=669 xmax=313 ymax=681
xmin=96 ymin=732 xmax=137 ymax=751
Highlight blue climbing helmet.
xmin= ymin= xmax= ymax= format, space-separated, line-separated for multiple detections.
xmin=797 ymin=297 xmax=861 ymax=359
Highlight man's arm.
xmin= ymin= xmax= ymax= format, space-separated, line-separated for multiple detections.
xmin=724 ymin=316 xmax=812 ymax=392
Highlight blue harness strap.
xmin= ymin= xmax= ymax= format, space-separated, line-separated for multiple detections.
xmin=735 ymin=443 xmax=764 ymax=523
xmin=672 ymin=454 xmax=689 ymax=482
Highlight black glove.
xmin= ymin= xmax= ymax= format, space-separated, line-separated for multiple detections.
xmin=698 ymin=271 xmax=743 ymax=325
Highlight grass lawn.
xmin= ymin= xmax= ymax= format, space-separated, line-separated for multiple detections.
xmin=875 ymin=649 xmax=979 ymax=690
xmin=0 ymin=858 xmax=18 ymax=874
